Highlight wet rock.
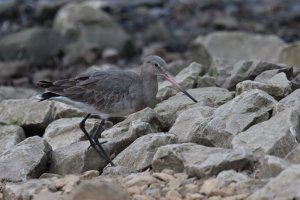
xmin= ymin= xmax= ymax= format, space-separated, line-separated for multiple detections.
xmin=285 ymin=145 xmax=300 ymax=164
xmin=278 ymin=42 xmax=300 ymax=68
xmin=54 ymin=2 xmax=130 ymax=64
xmin=0 ymin=125 xmax=25 ymax=155
xmin=236 ymin=73 xmax=292 ymax=99
xmin=152 ymin=143 xmax=254 ymax=178
xmin=102 ymin=108 xmax=166 ymax=157
xmin=197 ymin=75 xmax=216 ymax=88
xmin=258 ymin=155 xmax=291 ymax=178
xmin=49 ymin=141 xmax=108 ymax=175
xmin=249 ymin=164 xmax=300 ymax=200
xmin=232 ymin=108 xmax=300 ymax=158
xmin=200 ymin=31 xmax=286 ymax=63
xmin=43 ymin=118 xmax=101 ymax=150
xmin=0 ymin=99 xmax=54 ymax=135
xmin=0 ymin=136 xmax=51 ymax=182
xmin=0 ymin=27 xmax=64 ymax=64
xmin=200 ymin=89 xmax=276 ymax=148
xmin=0 ymin=86 xmax=36 ymax=101
xmin=157 ymin=62 xmax=204 ymax=101
xmin=0 ymin=61 xmax=29 ymax=79
xmin=107 ymin=133 xmax=177 ymax=172
xmin=217 ymin=60 xmax=288 ymax=89
xmin=155 ymin=87 xmax=233 ymax=126
xmin=169 ymin=106 xmax=214 ymax=143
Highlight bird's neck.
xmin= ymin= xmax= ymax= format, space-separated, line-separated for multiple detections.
xmin=140 ymin=69 xmax=158 ymax=105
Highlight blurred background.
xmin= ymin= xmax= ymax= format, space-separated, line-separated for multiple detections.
xmin=0 ymin=0 xmax=299 ymax=90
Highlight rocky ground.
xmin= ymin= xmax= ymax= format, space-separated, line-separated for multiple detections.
xmin=1 ymin=0 xmax=300 ymax=200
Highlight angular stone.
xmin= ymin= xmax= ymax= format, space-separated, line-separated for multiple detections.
xmin=201 ymin=90 xmax=276 ymax=147
xmin=275 ymin=89 xmax=300 ymax=113
xmin=285 ymin=145 xmax=300 ymax=164
xmin=152 ymin=143 xmax=254 ymax=178
xmin=155 ymin=87 xmax=233 ymax=126
xmin=196 ymin=75 xmax=216 ymax=88
xmin=0 ymin=86 xmax=36 ymax=101
xmin=232 ymin=108 xmax=300 ymax=158
xmin=102 ymin=108 xmax=166 ymax=156
xmin=0 ymin=99 xmax=54 ymax=135
xmin=249 ymin=164 xmax=300 ymax=200
xmin=169 ymin=106 xmax=214 ymax=143
xmin=0 ymin=125 xmax=25 ymax=155
xmin=258 ymin=155 xmax=291 ymax=178
xmin=236 ymin=78 xmax=292 ymax=99
xmin=43 ymin=118 xmax=101 ymax=150
xmin=49 ymin=141 xmax=108 ymax=175
xmin=278 ymin=42 xmax=300 ymax=68
xmin=187 ymin=38 xmax=212 ymax=71
xmin=51 ymin=101 xmax=85 ymax=119
xmin=157 ymin=62 xmax=204 ymax=101
xmin=0 ymin=136 xmax=51 ymax=182
xmin=200 ymin=31 xmax=286 ymax=63
xmin=108 ymin=133 xmax=177 ymax=172
xmin=0 ymin=27 xmax=64 ymax=64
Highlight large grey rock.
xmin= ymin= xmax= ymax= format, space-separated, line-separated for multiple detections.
xmin=102 ymin=108 xmax=166 ymax=156
xmin=49 ymin=141 xmax=108 ymax=175
xmin=0 ymin=86 xmax=36 ymax=101
xmin=236 ymin=72 xmax=292 ymax=99
xmin=0 ymin=136 xmax=51 ymax=182
xmin=275 ymin=89 xmax=300 ymax=113
xmin=155 ymin=87 xmax=233 ymax=126
xmin=43 ymin=118 xmax=100 ymax=150
xmin=152 ymin=143 xmax=254 ymax=178
xmin=107 ymin=133 xmax=177 ymax=172
xmin=200 ymin=90 xmax=277 ymax=148
xmin=200 ymin=31 xmax=286 ymax=63
xmin=157 ymin=62 xmax=204 ymax=101
xmin=54 ymin=2 xmax=130 ymax=64
xmin=249 ymin=164 xmax=300 ymax=200
xmin=278 ymin=42 xmax=300 ymax=68
xmin=0 ymin=99 xmax=54 ymax=135
xmin=285 ymin=145 xmax=300 ymax=164
xmin=0 ymin=27 xmax=64 ymax=64
xmin=169 ymin=106 xmax=214 ymax=143
xmin=0 ymin=125 xmax=25 ymax=155
xmin=232 ymin=108 xmax=300 ymax=158
xmin=217 ymin=60 xmax=288 ymax=89
xmin=258 ymin=155 xmax=291 ymax=178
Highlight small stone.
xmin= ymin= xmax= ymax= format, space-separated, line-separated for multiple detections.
xmin=152 ymin=172 xmax=175 ymax=183
xmin=79 ymin=170 xmax=99 ymax=180
xmin=124 ymin=175 xmax=160 ymax=187
xmin=127 ymin=186 xmax=142 ymax=196
xmin=186 ymin=193 xmax=204 ymax=200
xmin=165 ymin=190 xmax=182 ymax=200
xmin=52 ymin=175 xmax=80 ymax=193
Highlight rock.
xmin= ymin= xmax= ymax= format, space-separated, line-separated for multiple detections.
xmin=145 ymin=20 xmax=171 ymax=43
xmin=275 ymin=89 xmax=300 ymax=113
xmin=0 ymin=61 xmax=29 ymax=79
xmin=166 ymin=59 xmax=188 ymax=76
xmin=200 ymin=170 xmax=266 ymax=197
xmin=51 ymin=101 xmax=85 ymax=119
xmin=232 ymin=108 xmax=300 ymax=158
xmin=169 ymin=106 xmax=214 ymax=143
xmin=254 ymin=68 xmax=293 ymax=83
xmin=285 ymin=145 xmax=300 ymax=164
xmin=107 ymin=133 xmax=177 ymax=172
xmin=155 ymin=87 xmax=233 ymax=126
xmin=200 ymin=31 xmax=286 ymax=63
xmin=0 ymin=136 xmax=51 ymax=182
xmin=187 ymin=38 xmax=212 ymax=70
xmin=236 ymin=73 xmax=292 ymax=99
xmin=152 ymin=143 xmax=254 ymax=178
xmin=0 ymin=99 xmax=54 ymax=135
xmin=278 ymin=42 xmax=300 ymax=68
xmin=0 ymin=86 xmax=36 ymax=101
xmin=157 ymin=62 xmax=204 ymax=101
xmin=197 ymin=75 xmax=216 ymax=87
xmin=102 ymin=108 xmax=166 ymax=157
xmin=0 ymin=125 xmax=25 ymax=155
xmin=54 ymin=2 xmax=130 ymax=64
xmin=49 ymin=140 xmax=108 ymax=175
xmin=43 ymin=118 xmax=101 ymax=150
xmin=217 ymin=60 xmax=288 ymax=89
xmin=0 ymin=27 xmax=65 ymax=64
xmin=258 ymin=155 xmax=291 ymax=178
xmin=200 ymin=89 xmax=276 ymax=148
xmin=67 ymin=180 xmax=129 ymax=200
xmin=249 ymin=164 xmax=300 ymax=200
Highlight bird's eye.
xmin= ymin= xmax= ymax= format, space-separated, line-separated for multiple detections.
xmin=154 ymin=63 xmax=159 ymax=68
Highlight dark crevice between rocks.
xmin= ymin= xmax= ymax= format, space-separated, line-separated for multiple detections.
xmin=22 ymin=124 xmax=46 ymax=138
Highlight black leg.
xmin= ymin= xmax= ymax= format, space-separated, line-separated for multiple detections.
xmin=79 ymin=114 xmax=115 ymax=166
xmin=92 ymin=119 xmax=115 ymax=166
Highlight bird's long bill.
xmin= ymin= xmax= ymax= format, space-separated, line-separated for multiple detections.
xmin=162 ymin=72 xmax=198 ymax=103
